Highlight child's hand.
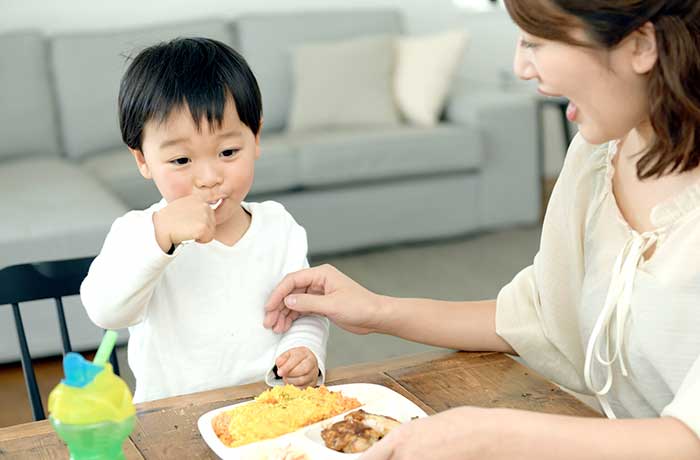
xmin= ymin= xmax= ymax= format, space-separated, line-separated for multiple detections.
xmin=275 ymin=347 xmax=319 ymax=388
xmin=153 ymin=195 xmax=217 ymax=252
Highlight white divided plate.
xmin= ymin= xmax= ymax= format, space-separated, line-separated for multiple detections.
xmin=197 ymin=383 xmax=428 ymax=459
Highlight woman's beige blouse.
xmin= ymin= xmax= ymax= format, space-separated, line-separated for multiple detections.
xmin=497 ymin=134 xmax=700 ymax=437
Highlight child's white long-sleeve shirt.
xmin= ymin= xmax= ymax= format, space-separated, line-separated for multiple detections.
xmin=81 ymin=200 xmax=329 ymax=403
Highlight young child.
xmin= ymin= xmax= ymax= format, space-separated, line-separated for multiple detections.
xmin=81 ymin=37 xmax=328 ymax=403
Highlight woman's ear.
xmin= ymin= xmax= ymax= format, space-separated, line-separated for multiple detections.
xmin=129 ymin=148 xmax=152 ymax=179
xmin=631 ymin=21 xmax=658 ymax=75
xmin=254 ymin=117 xmax=264 ymax=160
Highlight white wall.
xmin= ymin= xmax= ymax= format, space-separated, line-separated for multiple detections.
xmin=0 ymin=0 xmax=470 ymax=35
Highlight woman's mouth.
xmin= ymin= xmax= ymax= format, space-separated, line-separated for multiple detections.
xmin=538 ymin=87 xmax=578 ymax=122
xmin=537 ymin=88 xmax=560 ymax=98
xmin=566 ymin=101 xmax=578 ymax=122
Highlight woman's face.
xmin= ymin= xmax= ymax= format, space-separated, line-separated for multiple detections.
xmin=513 ymin=27 xmax=656 ymax=145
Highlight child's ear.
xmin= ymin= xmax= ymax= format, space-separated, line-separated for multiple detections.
xmin=254 ymin=118 xmax=264 ymax=159
xmin=129 ymin=147 xmax=152 ymax=179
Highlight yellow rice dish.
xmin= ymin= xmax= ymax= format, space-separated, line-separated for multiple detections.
xmin=212 ymin=385 xmax=362 ymax=448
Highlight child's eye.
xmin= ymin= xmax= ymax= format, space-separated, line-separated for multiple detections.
xmin=220 ymin=149 xmax=240 ymax=158
xmin=170 ymin=157 xmax=190 ymax=166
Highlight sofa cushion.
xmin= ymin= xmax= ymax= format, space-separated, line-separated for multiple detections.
xmin=233 ymin=9 xmax=402 ymax=133
xmin=82 ymin=137 xmax=300 ymax=208
xmin=278 ymin=172 xmax=480 ymax=255
xmin=0 ymin=158 xmax=128 ymax=269
xmin=80 ymin=149 xmax=160 ymax=211
xmin=50 ymin=20 xmax=234 ymax=160
xmin=288 ymin=124 xmax=482 ymax=187
xmin=250 ymin=135 xmax=301 ymax=195
xmin=395 ymin=29 xmax=469 ymax=126
xmin=288 ymin=35 xmax=400 ymax=132
xmin=288 ymin=35 xmax=400 ymax=131
xmin=0 ymin=30 xmax=61 ymax=160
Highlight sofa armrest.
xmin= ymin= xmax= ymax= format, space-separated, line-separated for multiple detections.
xmin=446 ymin=87 xmax=541 ymax=228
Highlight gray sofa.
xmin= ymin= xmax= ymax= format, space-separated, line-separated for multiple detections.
xmin=0 ymin=9 xmax=539 ymax=362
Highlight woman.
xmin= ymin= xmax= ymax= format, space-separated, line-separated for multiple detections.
xmin=264 ymin=1 xmax=700 ymax=458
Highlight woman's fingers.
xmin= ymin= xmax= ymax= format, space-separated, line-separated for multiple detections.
xmin=263 ymin=263 xmax=381 ymax=335
xmin=272 ymin=307 xmax=290 ymax=334
xmin=264 ymin=266 xmax=330 ymax=314
xmin=359 ymin=432 xmax=397 ymax=460
xmin=264 ymin=286 xmax=305 ymax=329
xmin=265 ymin=266 xmax=342 ymax=332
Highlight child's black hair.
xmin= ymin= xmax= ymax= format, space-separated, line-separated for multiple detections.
xmin=118 ymin=37 xmax=262 ymax=151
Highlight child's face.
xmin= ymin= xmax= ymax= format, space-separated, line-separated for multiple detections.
xmin=130 ymin=98 xmax=261 ymax=228
xmin=513 ymin=27 xmax=657 ymax=145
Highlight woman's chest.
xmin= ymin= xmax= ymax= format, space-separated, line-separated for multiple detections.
xmin=611 ymin=152 xmax=700 ymax=234
xmin=580 ymin=209 xmax=700 ymax=387
xmin=611 ymin=171 xmax=657 ymax=234
xmin=580 ymin=264 xmax=700 ymax=390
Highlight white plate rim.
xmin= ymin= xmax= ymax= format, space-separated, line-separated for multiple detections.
xmin=196 ymin=383 xmax=428 ymax=459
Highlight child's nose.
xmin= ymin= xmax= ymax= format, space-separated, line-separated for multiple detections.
xmin=194 ymin=162 xmax=222 ymax=188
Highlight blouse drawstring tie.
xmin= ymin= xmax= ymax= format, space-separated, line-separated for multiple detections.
xmin=584 ymin=230 xmax=658 ymax=418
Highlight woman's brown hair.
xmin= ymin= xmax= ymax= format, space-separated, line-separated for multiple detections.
xmin=504 ymin=0 xmax=700 ymax=180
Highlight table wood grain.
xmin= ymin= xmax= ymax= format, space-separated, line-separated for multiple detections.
xmin=0 ymin=420 xmax=144 ymax=460
xmin=0 ymin=351 xmax=600 ymax=459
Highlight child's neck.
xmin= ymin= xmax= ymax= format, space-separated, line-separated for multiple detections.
xmin=214 ymin=204 xmax=252 ymax=247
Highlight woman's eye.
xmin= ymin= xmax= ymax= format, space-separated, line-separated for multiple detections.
xmin=170 ymin=157 xmax=190 ymax=166
xmin=520 ymin=39 xmax=540 ymax=50
xmin=220 ymin=149 xmax=240 ymax=158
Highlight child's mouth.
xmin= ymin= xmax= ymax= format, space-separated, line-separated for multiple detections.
xmin=209 ymin=198 xmax=223 ymax=210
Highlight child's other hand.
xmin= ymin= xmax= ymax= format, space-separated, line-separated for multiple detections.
xmin=153 ymin=195 xmax=217 ymax=252
xmin=275 ymin=347 xmax=319 ymax=388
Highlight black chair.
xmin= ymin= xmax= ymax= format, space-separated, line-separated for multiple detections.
xmin=0 ymin=256 xmax=121 ymax=421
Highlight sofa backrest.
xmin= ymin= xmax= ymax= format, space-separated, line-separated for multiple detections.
xmin=49 ymin=20 xmax=234 ymax=160
xmin=232 ymin=9 xmax=403 ymax=133
xmin=459 ymin=10 xmax=523 ymax=91
xmin=0 ymin=30 xmax=61 ymax=160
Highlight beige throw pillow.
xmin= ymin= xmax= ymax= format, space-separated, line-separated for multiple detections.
xmin=287 ymin=35 xmax=401 ymax=132
xmin=394 ymin=29 xmax=469 ymax=126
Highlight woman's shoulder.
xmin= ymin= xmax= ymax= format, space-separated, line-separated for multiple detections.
xmin=543 ymin=134 xmax=614 ymax=227
xmin=553 ymin=133 xmax=614 ymax=203
xmin=562 ymin=133 xmax=611 ymax=178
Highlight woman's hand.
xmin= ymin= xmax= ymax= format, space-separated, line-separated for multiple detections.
xmin=362 ymin=407 xmax=700 ymax=460
xmin=360 ymin=406 xmax=514 ymax=460
xmin=263 ymin=264 xmax=387 ymax=335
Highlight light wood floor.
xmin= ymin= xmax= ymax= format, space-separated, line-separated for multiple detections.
xmin=0 ymin=354 xmax=92 ymax=427
xmin=0 ymin=178 xmax=557 ymax=428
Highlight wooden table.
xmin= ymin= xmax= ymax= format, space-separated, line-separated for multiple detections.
xmin=0 ymin=351 xmax=600 ymax=459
